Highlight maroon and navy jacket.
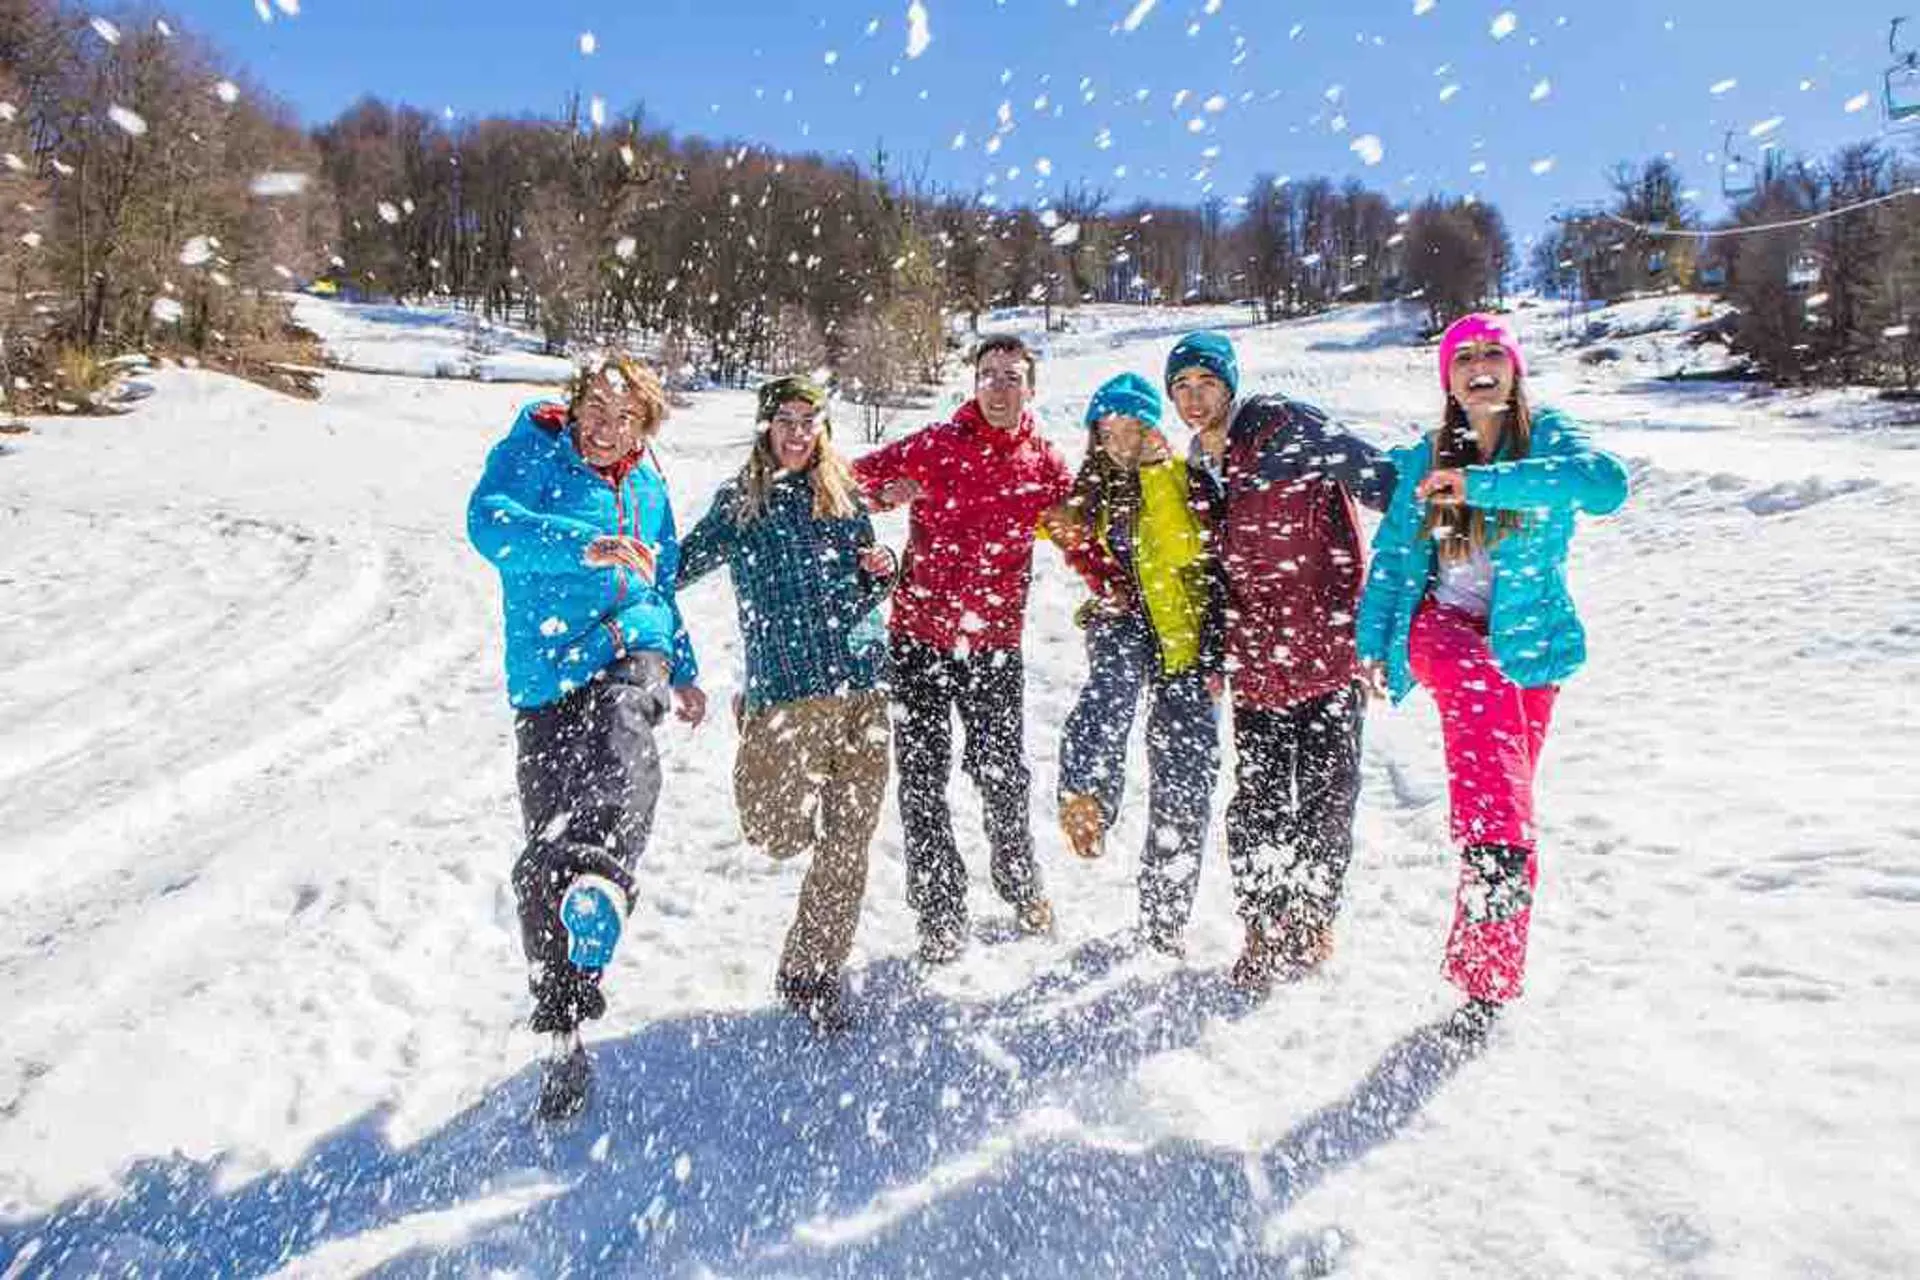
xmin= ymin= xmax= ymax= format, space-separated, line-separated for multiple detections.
xmin=1212 ymin=396 xmax=1396 ymax=709
xmin=852 ymin=401 xmax=1075 ymax=654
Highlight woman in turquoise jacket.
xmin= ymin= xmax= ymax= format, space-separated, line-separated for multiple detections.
xmin=1356 ymin=314 xmax=1628 ymax=1035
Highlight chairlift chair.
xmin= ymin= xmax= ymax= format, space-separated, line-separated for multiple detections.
xmin=1720 ymin=130 xmax=1758 ymax=200
xmin=1887 ymin=17 xmax=1920 ymax=127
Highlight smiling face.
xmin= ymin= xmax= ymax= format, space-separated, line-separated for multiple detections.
xmin=1168 ymin=367 xmax=1233 ymax=433
xmin=1098 ymin=413 xmax=1148 ymax=465
xmin=767 ymin=398 xmax=824 ymax=471
xmin=572 ymin=374 xmax=649 ymax=467
xmin=1447 ymin=340 xmax=1518 ymax=413
xmin=974 ymin=347 xmax=1034 ymax=430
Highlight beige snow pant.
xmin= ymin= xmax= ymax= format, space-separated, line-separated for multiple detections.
xmin=733 ymin=690 xmax=890 ymax=983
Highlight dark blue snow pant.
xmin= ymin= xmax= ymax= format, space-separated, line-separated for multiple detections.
xmin=511 ymin=653 xmax=670 ymax=1032
xmin=1058 ymin=610 xmax=1220 ymax=940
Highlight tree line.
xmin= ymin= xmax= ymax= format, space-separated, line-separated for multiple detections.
xmin=2 ymin=0 xmax=1520 ymax=417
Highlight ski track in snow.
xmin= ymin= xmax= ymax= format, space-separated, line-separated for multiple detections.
xmin=0 ymin=299 xmax=1916 ymax=1277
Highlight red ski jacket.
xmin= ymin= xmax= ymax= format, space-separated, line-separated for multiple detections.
xmin=1215 ymin=396 xmax=1396 ymax=709
xmin=853 ymin=401 xmax=1075 ymax=654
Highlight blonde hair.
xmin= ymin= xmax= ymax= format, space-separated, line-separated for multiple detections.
xmin=733 ymin=423 xmax=862 ymax=524
xmin=1420 ymin=382 xmax=1534 ymax=561
xmin=567 ymin=353 xmax=669 ymax=437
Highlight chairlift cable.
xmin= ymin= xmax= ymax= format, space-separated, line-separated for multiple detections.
xmin=1582 ymin=185 xmax=1920 ymax=240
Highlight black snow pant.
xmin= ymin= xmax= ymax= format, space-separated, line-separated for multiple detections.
xmin=891 ymin=636 xmax=1042 ymax=940
xmin=1224 ymin=682 xmax=1365 ymax=934
xmin=511 ymin=653 xmax=670 ymax=1032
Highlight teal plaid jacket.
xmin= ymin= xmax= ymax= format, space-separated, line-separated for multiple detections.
xmin=677 ymin=472 xmax=892 ymax=712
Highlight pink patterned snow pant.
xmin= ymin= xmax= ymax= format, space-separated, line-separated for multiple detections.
xmin=1408 ymin=601 xmax=1558 ymax=1003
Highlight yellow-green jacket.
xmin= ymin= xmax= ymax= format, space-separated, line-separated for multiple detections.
xmin=1069 ymin=452 xmax=1224 ymax=676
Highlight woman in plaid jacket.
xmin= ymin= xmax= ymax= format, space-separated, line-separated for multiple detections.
xmin=678 ymin=376 xmax=897 ymax=1032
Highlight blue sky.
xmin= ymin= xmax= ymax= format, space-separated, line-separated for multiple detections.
xmin=173 ymin=0 xmax=1915 ymax=246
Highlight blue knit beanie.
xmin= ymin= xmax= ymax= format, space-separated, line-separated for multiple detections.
xmin=1165 ymin=331 xmax=1239 ymax=399
xmin=1084 ymin=372 xmax=1163 ymax=431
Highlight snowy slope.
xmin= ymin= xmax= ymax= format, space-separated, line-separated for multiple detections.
xmin=1 ymin=301 xmax=1916 ymax=1278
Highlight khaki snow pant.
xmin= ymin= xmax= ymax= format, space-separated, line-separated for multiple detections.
xmin=733 ymin=690 xmax=890 ymax=984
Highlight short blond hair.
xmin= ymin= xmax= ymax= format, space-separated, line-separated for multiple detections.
xmin=568 ymin=353 xmax=669 ymax=435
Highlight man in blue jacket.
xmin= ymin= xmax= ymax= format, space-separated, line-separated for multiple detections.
xmin=468 ymin=354 xmax=707 ymax=1120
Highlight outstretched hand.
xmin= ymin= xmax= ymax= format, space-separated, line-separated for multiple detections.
xmin=1358 ymin=661 xmax=1390 ymax=701
xmin=1415 ymin=468 xmax=1468 ymax=507
xmin=584 ymin=536 xmax=657 ymax=582
xmin=875 ymin=477 xmax=923 ymax=508
xmin=673 ymin=684 xmax=708 ymax=727
xmin=858 ymin=544 xmax=896 ymax=577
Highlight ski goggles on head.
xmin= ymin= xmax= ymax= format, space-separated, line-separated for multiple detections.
xmin=756 ymin=375 xmax=828 ymax=423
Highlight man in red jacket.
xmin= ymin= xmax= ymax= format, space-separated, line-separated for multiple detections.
xmin=1167 ymin=330 xmax=1397 ymax=992
xmin=854 ymin=335 xmax=1076 ymax=964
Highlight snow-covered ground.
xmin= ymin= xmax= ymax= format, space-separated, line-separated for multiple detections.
xmin=1 ymin=299 xmax=1916 ymax=1278
xmin=292 ymin=295 xmax=575 ymax=384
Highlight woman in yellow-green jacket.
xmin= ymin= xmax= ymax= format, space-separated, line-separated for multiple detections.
xmin=1053 ymin=372 xmax=1223 ymax=957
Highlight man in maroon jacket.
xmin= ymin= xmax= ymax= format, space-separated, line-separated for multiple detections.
xmin=1167 ymin=330 xmax=1397 ymax=991
xmin=854 ymin=335 xmax=1076 ymax=964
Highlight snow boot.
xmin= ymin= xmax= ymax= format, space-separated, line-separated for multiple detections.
xmin=537 ymin=1031 xmax=592 ymax=1123
xmin=559 ymin=873 xmax=628 ymax=971
xmin=1060 ymin=792 xmax=1107 ymax=859
xmin=1016 ymin=897 xmax=1056 ymax=937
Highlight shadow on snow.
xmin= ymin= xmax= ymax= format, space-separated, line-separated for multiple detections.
xmin=1 ymin=936 xmax=1479 ymax=1278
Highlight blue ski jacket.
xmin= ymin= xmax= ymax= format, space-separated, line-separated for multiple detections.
xmin=1356 ymin=405 xmax=1628 ymax=700
xmin=468 ymin=400 xmax=698 ymax=709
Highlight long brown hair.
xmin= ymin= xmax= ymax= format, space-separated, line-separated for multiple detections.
xmin=732 ymin=424 xmax=862 ymax=525
xmin=1420 ymin=383 xmax=1534 ymax=561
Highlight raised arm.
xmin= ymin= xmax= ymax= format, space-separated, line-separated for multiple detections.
xmin=1464 ymin=410 xmax=1629 ymax=515
xmin=467 ymin=439 xmax=603 ymax=575
xmin=675 ymin=485 xmax=742 ymax=589
xmin=1256 ymin=400 xmax=1399 ymax=512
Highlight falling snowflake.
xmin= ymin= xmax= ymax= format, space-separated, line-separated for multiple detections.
xmin=1350 ymin=134 xmax=1384 ymax=165
xmin=1489 ymin=11 xmax=1517 ymax=39
xmin=1530 ymin=79 xmax=1551 ymax=101
xmin=824 ymin=49 xmax=839 ymax=65
xmin=250 ymin=172 xmax=309 ymax=197
xmin=376 ymin=201 xmax=401 ymax=224
xmin=88 ymin=17 xmax=120 ymax=44
xmin=906 ymin=1 xmax=932 ymax=58
xmin=1749 ymin=116 xmax=1783 ymax=137
xmin=1530 ymin=156 xmax=1555 ymax=175
xmin=1414 ymin=0 xmax=1435 ymax=11
xmin=1204 ymin=94 xmax=1227 ymax=112
xmin=579 ymin=31 xmax=596 ymax=55
xmin=213 ymin=81 xmax=239 ymax=104
xmin=1121 ymin=0 xmax=1157 ymax=31
xmin=1710 ymin=78 xmax=1737 ymax=95
xmin=178 ymin=235 xmax=215 ymax=266
xmin=615 ymin=236 xmax=637 ymax=260
xmin=1845 ymin=92 xmax=1871 ymax=113
xmin=1439 ymin=83 xmax=1461 ymax=102
xmin=151 ymin=296 xmax=183 ymax=324
xmin=1049 ymin=221 xmax=1081 ymax=247
xmin=107 ymin=106 xmax=147 ymax=136
xmin=590 ymin=97 xmax=606 ymax=127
